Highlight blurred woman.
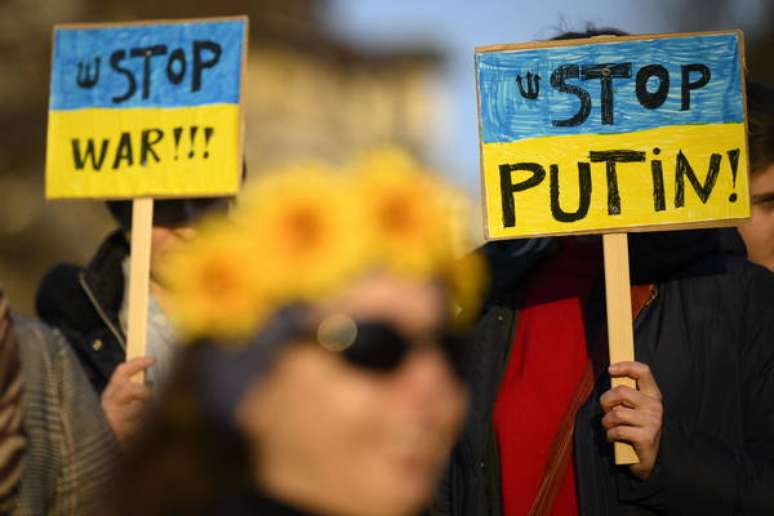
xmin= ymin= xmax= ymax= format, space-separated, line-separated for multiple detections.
xmin=738 ymin=82 xmax=774 ymax=271
xmin=107 ymin=150 xmax=484 ymax=516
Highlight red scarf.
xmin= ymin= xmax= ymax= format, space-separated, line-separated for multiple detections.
xmin=493 ymin=239 xmax=601 ymax=516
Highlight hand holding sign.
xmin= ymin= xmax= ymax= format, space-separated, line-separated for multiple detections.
xmin=46 ymin=17 xmax=248 ymax=382
xmin=476 ymin=31 xmax=749 ymax=465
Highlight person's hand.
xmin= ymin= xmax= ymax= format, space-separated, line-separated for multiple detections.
xmin=101 ymin=357 xmax=155 ymax=444
xmin=600 ymin=361 xmax=663 ymax=480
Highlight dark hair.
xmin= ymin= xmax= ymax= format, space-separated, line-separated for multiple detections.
xmin=106 ymin=160 xmax=248 ymax=230
xmin=106 ymin=345 xmax=251 ymax=516
xmin=105 ymin=197 xmax=233 ymax=232
xmin=747 ymin=81 xmax=774 ymax=175
xmin=551 ymin=26 xmax=628 ymax=41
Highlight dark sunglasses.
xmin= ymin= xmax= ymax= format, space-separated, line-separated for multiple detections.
xmin=308 ymin=316 xmax=464 ymax=376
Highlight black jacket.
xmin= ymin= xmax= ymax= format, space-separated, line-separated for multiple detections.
xmin=36 ymin=231 xmax=129 ymax=393
xmin=436 ymin=229 xmax=774 ymax=515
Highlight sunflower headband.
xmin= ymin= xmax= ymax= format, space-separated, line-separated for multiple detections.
xmin=161 ymin=149 xmax=486 ymax=344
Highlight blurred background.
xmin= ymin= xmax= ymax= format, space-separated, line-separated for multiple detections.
xmin=1 ymin=0 xmax=773 ymax=315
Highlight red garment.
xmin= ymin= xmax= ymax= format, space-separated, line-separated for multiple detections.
xmin=493 ymin=239 xmax=601 ymax=516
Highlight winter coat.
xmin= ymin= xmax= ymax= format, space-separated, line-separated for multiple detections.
xmin=434 ymin=229 xmax=774 ymax=515
xmin=14 ymin=316 xmax=118 ymax=515
xmin=36 ymin=231 xmax=129 ymax=394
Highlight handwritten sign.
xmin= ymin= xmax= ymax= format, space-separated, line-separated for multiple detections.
xmin=46 ymin=17 xmax=247 ymax=199
xmin=476 ymin=31 xmax=750 ymax=239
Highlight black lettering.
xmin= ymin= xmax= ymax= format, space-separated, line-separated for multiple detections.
xmin=636 ymin=65 xmax=669 ymax=109
xmin=166 ymin=48 xmax=186 ymax=85
xmin=549 ymin=162 xmax=591 ymax=222
xmin=651 ymin=159 xmax=666 ymax=212
xmin=581 ymin=63 xmax=632 ymax=124
xmin=589 ymin=150 xmax=646 ymax=215
xmin=76 ymin=57 xmax=100 ymax=89
xmin=140 ymin=128 xmax=164 ymax=165
xmin=192 ymin=40 xmax=222 ymax=92
xmin=110 ymin=50 xmax=136 ymax=103
xmin=71 ymin=138 xmax=109 ymax=170
xmin=550 ymin=65 xmax=591 ymax=127
xmin=681 ymin=64 xmax=711 ymax=111
xmin=516 ymin=71 xmax=540 ymax=99
xmin=674 ymin=150 xmax=722 ymax=207
xmin=112 ymin=132 xmax=134 ymax=169
xmin=727 ymin=148 xmax=740 ymax=203
xmin=499 ymin=163 xmax=546 ymax=228
xmin=129 ymin=45 xmax=168 ymax=99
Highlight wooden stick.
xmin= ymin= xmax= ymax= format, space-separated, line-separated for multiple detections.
xmin=602 ymin=232 xmax=640 ymax=465
xmin=126 ymin=197 xmax=154 ymax=383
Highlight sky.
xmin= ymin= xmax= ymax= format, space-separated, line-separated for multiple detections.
xmin=324 ymin=0 xmax=766 ymax=197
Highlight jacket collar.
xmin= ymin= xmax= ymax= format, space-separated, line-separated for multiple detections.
xmin=481 ymin=228 xmax=748 ymax=302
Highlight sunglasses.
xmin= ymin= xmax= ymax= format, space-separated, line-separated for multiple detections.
xmin=308 ymin=315 xmax=463 ymax=376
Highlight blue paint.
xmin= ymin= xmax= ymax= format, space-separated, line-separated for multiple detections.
xmin=50 ymin=19 xmax=245 ymax=110
xmin=477 ymin=33 xmax=743 ymax=143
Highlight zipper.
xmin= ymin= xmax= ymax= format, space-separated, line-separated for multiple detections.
xmin=78 ymin=271 xmax=126 ymax=350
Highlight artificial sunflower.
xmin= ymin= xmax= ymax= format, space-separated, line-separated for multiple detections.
xmin=238 ymin=164 xmax=366 ymax=302
xmin=159 ymin=223 xmax=269 ymax=342
xmin=352 ymin=148 xmax=455 ymax=277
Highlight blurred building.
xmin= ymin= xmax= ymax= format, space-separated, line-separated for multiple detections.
xmin=0 ymin=0 xmax=444 ymax=314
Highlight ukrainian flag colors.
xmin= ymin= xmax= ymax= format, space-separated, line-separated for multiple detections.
xmin=45 ymin=18 xmax=246 ymax=199
xmin=476 ymin=31 xmax=750 ymax=239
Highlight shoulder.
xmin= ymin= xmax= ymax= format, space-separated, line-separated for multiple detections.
xmin=667 ymin=254 xmax=774 ymax=300
xmin=35 ymin=230 xmax=128 ymax=334
xmin=35 ymin=262 xmax=99 ymax=333
xmin=659 ymin=256 xmax=774 ymax=346
xmin=13 ymin=316 xmax=76 ymax=383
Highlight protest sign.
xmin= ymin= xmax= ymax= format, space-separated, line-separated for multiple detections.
xmin=475 ymin=31 xmax=749 ymax=464
xmin=45 ymin=17 xmax=248 ymax=375
xmin=46 ymin=17 xmax=247 ymax=199
xmin=476 ymin=31 xmax=749 ymax=240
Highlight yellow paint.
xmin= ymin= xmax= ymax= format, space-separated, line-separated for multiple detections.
xmin=482 ymin=123 xmax=750 ymax=239
xmin=46 ymin=104 xmax=241 ymax=199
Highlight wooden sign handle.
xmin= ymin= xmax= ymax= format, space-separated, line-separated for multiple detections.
xmin=126 ymin=197 xmax=154 ymax=383
xmin=602 ymin=233 xmax=640 ymax=465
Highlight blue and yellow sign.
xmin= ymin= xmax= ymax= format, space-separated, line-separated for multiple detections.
xmin=476 ymin=31 xmax=749 ymax=239
xmin=46 ymin=17 xmax=247 ymax=199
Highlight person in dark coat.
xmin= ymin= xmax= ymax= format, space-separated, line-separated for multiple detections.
xmin=435 ymin=227 xmax=774 ymax=516
xmin=433 ymin=30 xmax=774 ymax=516
xmin=35 ymin=197 xmax=233 ymax=394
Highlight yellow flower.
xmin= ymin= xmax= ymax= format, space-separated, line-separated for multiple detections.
xmin=237 ymin=164 xmax=366 ymax=302
xmin=353 ymin=148 xmax=454 ymax=277
xmin=159 ymin=148 xmax=483 ymax=345
xmin=160 ymin=223 xmax=268 ymax=341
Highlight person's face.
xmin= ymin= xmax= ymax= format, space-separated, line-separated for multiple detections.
xmin=235 ymin=274 xmax=468 ymax=516
xmin=738 ymin=163 xmax=774 ymax=271
xmin=148 ymin=226 xmax=196 ymax=284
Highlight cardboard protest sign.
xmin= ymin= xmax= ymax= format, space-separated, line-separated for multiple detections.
xmin=476 ymin=31 xmax=749 ymax=239
xmin=476 ymin=30 xmax=749 ymax=466
xmin=45 ymin=17 xmax=247 ymax=380
xmin=46 ymin=17 xmax=247 ymax=199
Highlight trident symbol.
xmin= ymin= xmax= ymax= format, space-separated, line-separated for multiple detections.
xmin=516 ymin=71 xmax=540 ymax=100
xmin=76 ymin=57 xmax=100 ymax=89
